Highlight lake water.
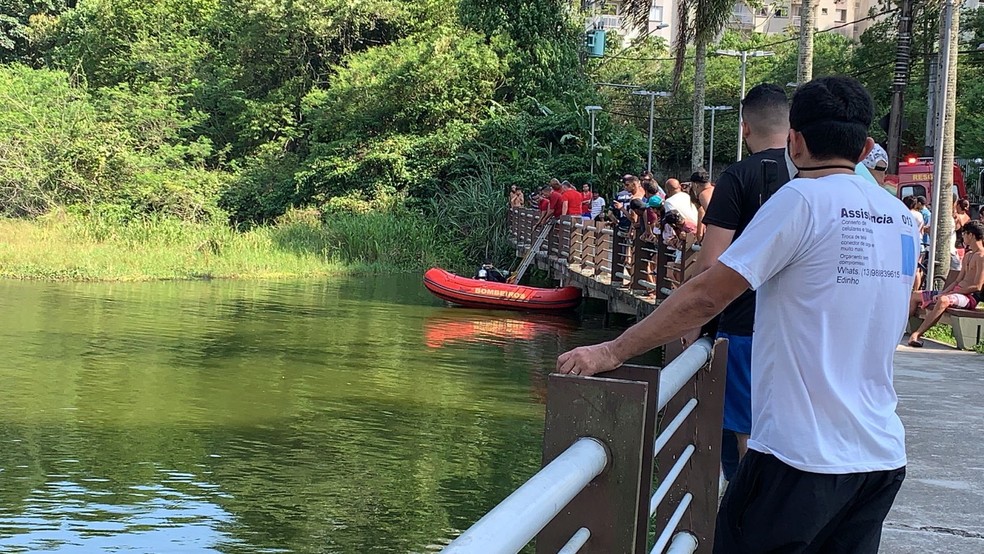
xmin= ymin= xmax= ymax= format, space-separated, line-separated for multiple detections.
xmin=0 ymin=275 xmax=642 ymax=553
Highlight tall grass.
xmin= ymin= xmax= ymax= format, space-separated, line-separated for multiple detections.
xmin=0 ymin=209 xmax=463 ymax=281
xmin=431 ymin=152 xmax=512 ymax=266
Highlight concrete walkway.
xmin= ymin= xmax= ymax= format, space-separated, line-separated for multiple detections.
xmin=880 ymin=339 xmax=984 ymax=553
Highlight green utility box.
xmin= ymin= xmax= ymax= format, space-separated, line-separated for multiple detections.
xmin=585 ymin=29 xmax=606 ymax=57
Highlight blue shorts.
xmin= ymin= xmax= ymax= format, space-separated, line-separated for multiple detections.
xmin=718 ymin=332 xmax=752 ymax=435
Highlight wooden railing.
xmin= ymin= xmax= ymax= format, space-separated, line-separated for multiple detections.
xmin=507 ymin=208 xmax=700 ymax=306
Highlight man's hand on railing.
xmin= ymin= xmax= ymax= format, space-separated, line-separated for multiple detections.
xmin=556 ymin=341 xmax=623 ymax=377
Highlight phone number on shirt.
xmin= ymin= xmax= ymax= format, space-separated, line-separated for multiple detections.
xmin=863 ymin=268 xmax=900 ymax=278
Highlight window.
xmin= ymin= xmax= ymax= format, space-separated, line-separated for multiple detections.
xmin=821 ymin=7 xmax=828 ymax=15
xmin=791 ymin=5 xmax=802 ymax=17
xmin=836 ymin=8 xmax=847 ymax=22
xmin=649 ymin=5 xmax=663 ymax=22
xmin=775 ymin=7 xmax=788 ymax=17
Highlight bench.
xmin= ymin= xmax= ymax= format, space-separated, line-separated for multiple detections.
xmin=909 ymin=307 xmax=984 ymax=350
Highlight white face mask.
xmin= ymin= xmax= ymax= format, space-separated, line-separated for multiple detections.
xmin=784 ymin=144 xmax=799 ymax=180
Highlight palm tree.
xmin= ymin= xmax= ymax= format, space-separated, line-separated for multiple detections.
xmin=689 ymin=0 xmax=735 ymax=168
xmin=797 ymin=0 xmax=816 ymax=83
xmin=934 ymin=0 xmax=958 ymax=290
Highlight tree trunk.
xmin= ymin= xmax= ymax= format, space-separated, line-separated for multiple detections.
xmin=692 ymin=38 xmax=707 ymax=170
xmin=934 ymin=3 xmax=958 ymax=290
xmin=796 ymin=0 xmax=815 ymax=83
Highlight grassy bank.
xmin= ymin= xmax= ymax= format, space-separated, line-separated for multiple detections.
xmin=0 ymin=210 xmax=462 ymax=281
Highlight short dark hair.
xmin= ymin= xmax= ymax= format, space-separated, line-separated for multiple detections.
xmin=961 ymin=220 xmax=984 ymax=242
xmin=664 ymin=210 xmax=684 ymax=227
xmin=902 ymin=195 xmax=916 ymax=209
xmin=742 ymin=84 xmax=789 ymax=135
xmin=690 ymin=168 xmax=709 ymax=184
xmin=789 ymin=76 xmax=873 ymax=162
xmin=915 ymin=195 xmax=927 ymax=206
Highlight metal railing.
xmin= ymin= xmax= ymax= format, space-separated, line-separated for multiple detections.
xmin=442 ymin=337 xmax=728 ymax=554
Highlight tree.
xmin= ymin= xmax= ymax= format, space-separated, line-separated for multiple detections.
xmin=689 ymin=0 xmax=735 ymax=169
xmin=934 ymin=0 xmax=957 ymax=290
xmin=797 ymin=0 xmax=816 ymax=83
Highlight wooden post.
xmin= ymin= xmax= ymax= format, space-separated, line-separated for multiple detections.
xmin=654 ymin=236 xmax=669 ymax=301
xmin=537 ymin=368 xmax=659 ymax=554
xmin=630 ymin=232 xmax=648 ymax=292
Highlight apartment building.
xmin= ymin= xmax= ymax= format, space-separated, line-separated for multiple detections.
xmin=587 ymin=0 xmax=886 ymax=46
xmin=729 ymin=0 xmax=883 ymax=40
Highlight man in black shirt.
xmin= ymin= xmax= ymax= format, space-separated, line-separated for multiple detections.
xmin=691 ymin=84 xmax=791 ymax=480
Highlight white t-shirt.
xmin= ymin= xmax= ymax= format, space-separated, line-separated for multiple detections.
xmin=719 ymin=173 xmax=918 ymax=474
xmin=663 ymin=192 xmax=698 ymax=224
xmin=590 ymin=196 xmax=606 ymax=218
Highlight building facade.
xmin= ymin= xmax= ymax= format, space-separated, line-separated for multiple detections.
xmin=587 ymin=0 xmax=887 ymax=46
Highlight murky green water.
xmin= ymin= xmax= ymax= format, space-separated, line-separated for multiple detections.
xmin=0 ymin=275 xmax=637 ymax=553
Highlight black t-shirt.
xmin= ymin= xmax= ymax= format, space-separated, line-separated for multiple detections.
xmin=702 ymin=148 xmax=790 ymax=335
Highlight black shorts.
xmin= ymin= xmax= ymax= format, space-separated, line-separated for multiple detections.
xmin=714 ymin=450 xmax=905 ymax=553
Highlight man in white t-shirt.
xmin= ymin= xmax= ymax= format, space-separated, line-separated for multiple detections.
xmin=556 ymin=76 xmax=916 ymax=553
xmin=662 ymin=178 xmax=699 ymax=224
xmin=589 ymin=191 xmax=606 ymax=219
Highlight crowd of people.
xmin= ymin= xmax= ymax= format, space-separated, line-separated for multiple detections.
xmin=500 ymin=76 xmax=984 ymax=552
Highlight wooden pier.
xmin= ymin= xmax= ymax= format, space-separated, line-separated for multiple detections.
xmin=507 ymin=208 xmax=700 ymax=318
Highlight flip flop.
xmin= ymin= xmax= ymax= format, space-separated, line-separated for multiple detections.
xmin=908 ymin=339 xmax=924 ymax=348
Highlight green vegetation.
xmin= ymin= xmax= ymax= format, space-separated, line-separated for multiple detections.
xmin=923 ymin=324 xmax=957 ymax=346
xmin=0 ymin=209 xmax=459 ymax=281
xmin=2 ymin=1 xmax=983 ymax=280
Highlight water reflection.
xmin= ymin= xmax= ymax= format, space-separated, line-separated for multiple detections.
xmin=0 ymin=276 xmax=633 ymax=553
xmin=423 ymin=309 xmax=578 ymax=349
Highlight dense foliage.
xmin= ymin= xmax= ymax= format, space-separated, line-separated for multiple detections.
xmin=0 ymin=0 xmax=981 ymax=270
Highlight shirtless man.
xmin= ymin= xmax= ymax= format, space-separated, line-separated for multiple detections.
xmin=908 ymin=220 xmax=984 ymax=347
xmin=508 ymin=185 xmax=524 ymax=208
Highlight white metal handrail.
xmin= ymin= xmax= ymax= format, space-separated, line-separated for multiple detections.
xmin=658 ymin=339 xmax=712 ymax=411
xmin=441 ymin=437 xmax=608 ymax=554
xmin=665 ymin=531 xmax=699 ymax=554
xmin=649 ymin=445 xmax=695 ymax=516
xmin=651 ymin=493 xmax=694 ymax=554
xmin=654 ymin=399 xmax=698 ymax=454
xmin=557 ymin=527 xmax=591 ymax=554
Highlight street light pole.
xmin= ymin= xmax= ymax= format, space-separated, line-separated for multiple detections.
xmin=704 ymin=106 xmax=733 ymax=177
xmin=585 ymin=105 xmax=602 ymax=175
xmin=715 ymin=49 xmax=774 ymax=161
xmin=631 ymin=90 xmax=671 ymax=173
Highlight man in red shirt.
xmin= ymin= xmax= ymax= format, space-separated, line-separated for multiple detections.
xmin=561 ymin=181 xmax=583 ymax=217
xmin=580 ymin=184 xmax=593 ymax=217
xmin=536 ymin=179 xmax=564 ymax=226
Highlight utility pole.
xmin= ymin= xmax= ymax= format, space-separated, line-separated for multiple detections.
xmin=704 ymin=106 xmax=733 ymax=177
xmin=631 ymin=90 xmax=671 ymax=173
xmin=924 ymin=52 xmax=937 ymax=157
xmin=715 ymin=49 xmax=774 ymax=161
xmin=886 ymin=0 xmax=915 ymax=174
xmin=797 ymin=0 xmax=816 ymax=84
xmin=585 ymin=105 xmax=602 ymax=175
xmin=927 ymin=0 xmax=957 ymax=291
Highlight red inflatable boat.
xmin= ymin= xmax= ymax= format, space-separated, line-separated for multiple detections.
xmin=423 ymin=268 xmax=582 ymax=311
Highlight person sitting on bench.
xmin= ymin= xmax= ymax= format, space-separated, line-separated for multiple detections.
xmin=908 ymin=220 xmax=984 ymax=347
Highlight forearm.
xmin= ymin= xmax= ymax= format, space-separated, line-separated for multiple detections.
xmin=610 ymin=269 xmax=735 ymax=361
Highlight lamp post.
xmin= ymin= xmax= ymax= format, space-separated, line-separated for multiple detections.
xmin=585 ymin=105 xmax=602 ymax=175
xmin=630 ymin=90 xmax=671 ymax=173
xmin=704 ymin=106 xmax=733 ymax=177
xmin=714 ymin=49 xmax=774 ymax=161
